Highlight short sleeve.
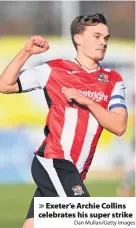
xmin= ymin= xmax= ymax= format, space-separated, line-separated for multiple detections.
xmin=18 ymin=63 xmax=51 ymax=93
xmin=108 ymin=72 xmax=127 ymax=111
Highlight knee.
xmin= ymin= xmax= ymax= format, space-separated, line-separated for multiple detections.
xmin=22 ymin=218 xmax=34 ymax=228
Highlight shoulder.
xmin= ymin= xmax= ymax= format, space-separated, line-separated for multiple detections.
xmin=45 ymin=59 xmax=74 ymax=71
xmin=100 ymin=66 xmax=124 ymax=83
xmin=46 ymin=59 xmax=65 ymax=68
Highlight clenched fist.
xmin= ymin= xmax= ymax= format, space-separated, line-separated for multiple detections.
xmin=63 ymin=88 xmax=92 ymax=107
xmin=24 ymin=36 xmax=49 ymax=55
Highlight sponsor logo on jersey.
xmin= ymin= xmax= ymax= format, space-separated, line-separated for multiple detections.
xmin=97 ymin=73 xmax=109 ymax=83
xmin=72 ymin=185 xmax=84 ymax=196
xmin=62 ymin=87 xmax=108 ymax=102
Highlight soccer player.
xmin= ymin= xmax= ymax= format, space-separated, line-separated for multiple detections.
xmin=0 ymin=13 xmax=127 ymax=228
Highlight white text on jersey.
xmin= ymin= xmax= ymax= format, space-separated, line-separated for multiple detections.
xmin=62 ymin=87 xmax=108 ymax=102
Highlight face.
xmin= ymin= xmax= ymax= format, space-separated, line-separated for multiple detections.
xmin=74 ymin=23 xmax=110 ymax=61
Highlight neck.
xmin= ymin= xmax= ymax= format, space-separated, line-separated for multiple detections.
xmin=75 ymin=53 xmax=98 ymax=70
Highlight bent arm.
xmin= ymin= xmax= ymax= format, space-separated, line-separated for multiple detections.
xmin=0 ymin=36 xmax=49 ymax=94
xmin=0 ymin=50 xmax=31 ymax=93
xmin=87 ymin=101 xmax=127 ymax=136
xmin=63 ymin=87 xmax=128 ymax=136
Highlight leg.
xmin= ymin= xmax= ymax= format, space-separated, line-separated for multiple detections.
xmin=35 ymin=155 xmax=90 ymax=197
xmin=22 ymin=218 xmax=34 ymax=228
xmin=22 ymin=156 xmax=59 ymax=228
xmin=53 ymin=159 xmax=90 ymax=197
xmin=22 ymin=188 xmax=42 ymax=228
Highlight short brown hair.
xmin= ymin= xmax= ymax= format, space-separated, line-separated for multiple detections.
xmin=70 ymin=13 xmax=107 ymax=50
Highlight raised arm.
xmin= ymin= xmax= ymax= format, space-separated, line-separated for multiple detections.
xmin=0 ymin=36 xmax=49 ymax=93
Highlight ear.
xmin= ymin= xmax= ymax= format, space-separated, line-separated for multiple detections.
xmin=74 ymin=34 xmax=82 ymax=46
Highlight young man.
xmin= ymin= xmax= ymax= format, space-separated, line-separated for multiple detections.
xmin=0 ymin=13 xmax=127 ymax=228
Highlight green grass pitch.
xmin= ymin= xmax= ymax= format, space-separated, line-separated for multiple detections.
xmin=0 ymin=181 xmax=134 ymax=228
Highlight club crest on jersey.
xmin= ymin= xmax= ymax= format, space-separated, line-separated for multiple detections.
xmin=72 ymin=185 xmax=84 ymax=196
xmin=97 ymin=73 xmax=109 ymax=83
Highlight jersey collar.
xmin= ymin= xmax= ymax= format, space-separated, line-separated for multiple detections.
xmin=71 ymin=59 xmax=100 ymax=73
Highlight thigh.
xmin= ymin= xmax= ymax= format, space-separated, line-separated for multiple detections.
xmin=32 ymin=155 xmax=90 ymax=197
xmin=26 ymin=188 xmax=42 ymax=219
xmin=62 ymin=173 xmax=90 ymax=197
xmin=22 ymin=218 xmax=34 ymax=228
xmin=31 ymin=156 xmax=59 ymax=197
xmin=53 ymin=159 xmax=90 ymax=197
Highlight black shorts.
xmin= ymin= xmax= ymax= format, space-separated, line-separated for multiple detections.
xmin=26 ymin=155 xmax=90 ymax=219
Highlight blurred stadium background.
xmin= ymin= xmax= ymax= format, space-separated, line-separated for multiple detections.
xmin=0 ymin=1 xmax=135 ymax=228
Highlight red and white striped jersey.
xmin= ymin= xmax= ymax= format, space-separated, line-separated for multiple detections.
xmin=18 ymin=59 xmax=127 ymax=180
